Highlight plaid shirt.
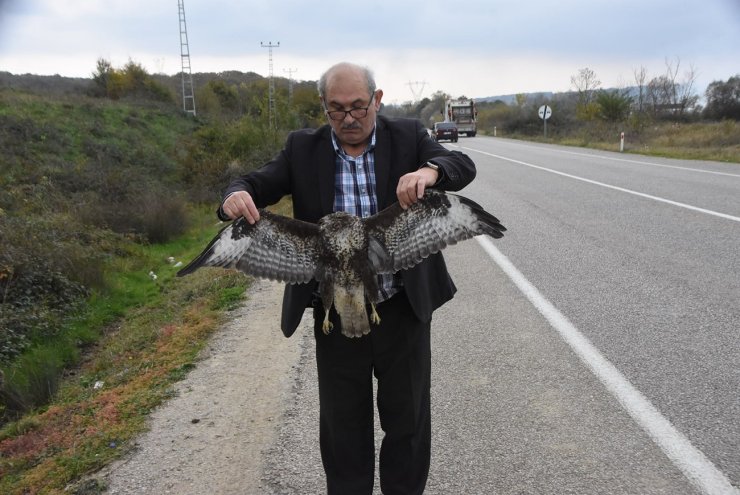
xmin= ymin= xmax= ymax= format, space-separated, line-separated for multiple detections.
xmin=330 ymin=126 xmax=401 ymax=302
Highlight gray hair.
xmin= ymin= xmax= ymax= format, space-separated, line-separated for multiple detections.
xmin=317 ymin=62 xmax=376 ymax=99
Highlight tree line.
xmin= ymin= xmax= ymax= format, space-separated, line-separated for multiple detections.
xmin=385 ymin=58 xmax=739 ymax=140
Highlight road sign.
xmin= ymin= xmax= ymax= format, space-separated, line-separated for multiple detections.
xmin=538 ymin=105 xmax=552 ymax=138
xmin=538 ymin=105 xmax=552 ymax=120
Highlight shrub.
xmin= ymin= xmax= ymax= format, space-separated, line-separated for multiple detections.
xmin=91 ymin=58 xmax=174 ymax=103
xmin=596 ymin=90 xmax=633 ymax=122
xmin=132 ymin=191 xmax=190 ymax=244
xmin=704 ymin=75 xmax=740 ymax=121
xmin=0 ymin=344 xmax=72 ymax=415
xmin=0 ymin=215 xmax=94 ymax=363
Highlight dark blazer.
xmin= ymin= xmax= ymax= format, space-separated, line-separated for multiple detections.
xmin=218 ymin=115 xmax=477 ymax=337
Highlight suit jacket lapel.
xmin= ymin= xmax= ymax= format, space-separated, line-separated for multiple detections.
xmin=374 ymin=118 xmax=391 ymax=208
xmin=317 ymin=126 xmax=336 ymax=215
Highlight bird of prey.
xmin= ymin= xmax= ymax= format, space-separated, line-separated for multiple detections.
xmin=177 ymin=190 xmax=506 ymax=338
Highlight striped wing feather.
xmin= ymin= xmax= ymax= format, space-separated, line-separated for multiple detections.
xmin=364 ymin=190 xmax=506 ymax=274
xmin=177 ymin=210 xmax=320 ymax=284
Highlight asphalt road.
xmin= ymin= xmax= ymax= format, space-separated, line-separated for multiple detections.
xmin=262 ymin=138 xmax=739 ymax=494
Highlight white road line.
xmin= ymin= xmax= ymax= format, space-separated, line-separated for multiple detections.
xmin=475 ymin=236 xmax=739 ymax=495
xmin=488 ymin=141 xmax=740 ymax=178
xmin=462 ymin=147 xmax=740 ymax=223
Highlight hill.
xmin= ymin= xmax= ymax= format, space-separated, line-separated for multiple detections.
xmin=476 ymin=91 xmax=555 ymax=105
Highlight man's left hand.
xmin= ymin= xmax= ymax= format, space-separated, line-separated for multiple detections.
xmin=396 ymin=167 xmax=439 ymax=209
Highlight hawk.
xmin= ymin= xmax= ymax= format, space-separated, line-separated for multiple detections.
xmin=177 ymin=190 xmax=506 ymax=337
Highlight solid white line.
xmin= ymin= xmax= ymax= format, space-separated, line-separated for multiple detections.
xmin=462 ymin=147 xmax=740 ymax=223
xmin=493 ymin=141 xmax=740 ymax=178
xmin=475 ymin=236 xmax=739 ymax=495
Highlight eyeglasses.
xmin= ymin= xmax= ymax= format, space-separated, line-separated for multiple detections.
xmin=324 ymin=94 xmax=375 ymax=121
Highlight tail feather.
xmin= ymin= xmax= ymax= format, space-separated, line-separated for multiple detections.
xmin=333 ymin=286 xmax=370 ymax=338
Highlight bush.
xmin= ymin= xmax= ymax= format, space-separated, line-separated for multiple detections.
xmin=132 ymin=191 xmax=190 ymax=244
xmin=0 ymin=215 xmax=95 ymax=363
xmin=596 ymin=90 xmax=633 ymax=122
xmin=0 ymin=344 xmax=72 ymax=415
xmin=704 ymin=75 xmax=740 ymax=121
xmin=179 ymin=117 xmax=286 ymax=202
xmin=91 ymin=58 xmax=174 ymax=103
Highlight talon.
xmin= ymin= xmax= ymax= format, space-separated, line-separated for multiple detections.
xmin=322 ymin=312 xmax=333 ymax=334
xmin=370 ymin=303 xmax=381 ymax=325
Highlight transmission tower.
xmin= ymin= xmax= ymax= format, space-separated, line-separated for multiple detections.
xmin=406 ymin=80 xmax=428 ymax=101
xmin=260 ymin=41 xmax=280 ymax=128
xmin=283 ymin=67 xmax=297 ymax=103
xmin=177 ymin=0 xmax=196 ymax=116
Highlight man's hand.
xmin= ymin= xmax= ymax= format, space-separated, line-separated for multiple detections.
xmin=396 ymin=167 xmax=439 ymax=209
xmin=222 ymin=191 xmax=260 ymax=224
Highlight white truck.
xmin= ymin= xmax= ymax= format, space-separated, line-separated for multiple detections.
xmin=444 ymin=98 xmax=477 ymax=137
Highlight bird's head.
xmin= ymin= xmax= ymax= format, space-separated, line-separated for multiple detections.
xmin=319 ymin=212 xmax=367 ymax=252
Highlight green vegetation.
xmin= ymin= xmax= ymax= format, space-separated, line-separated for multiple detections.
xmin=0 ymin=211 xmax=250 ymax=494
xmin=0 ymin=58 xmax=313 ymax=493
xmin=389 ymin=65 xmax=740 ymax=163
xmin=471 ymin=70 xmax=740 ymax=163
xmin=0 ymin=58 xmax=737 ymax=493
xmin=91 ymin=58 xmax=174 ymax=103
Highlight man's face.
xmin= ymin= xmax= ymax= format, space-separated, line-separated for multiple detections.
xmin=321 ymin=68 xmax=383 ymax=151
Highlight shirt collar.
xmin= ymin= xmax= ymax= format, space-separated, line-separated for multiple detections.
xmin=330 ymin=122 xmax=377 ymax=158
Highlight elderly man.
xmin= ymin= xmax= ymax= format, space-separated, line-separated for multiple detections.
xmin=219 ymin=62 xmax=476 ymax=494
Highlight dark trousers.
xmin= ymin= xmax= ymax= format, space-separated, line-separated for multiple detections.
xmin=313 ymin=291 xmax=432 ymax=495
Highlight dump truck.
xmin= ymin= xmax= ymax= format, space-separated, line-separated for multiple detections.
xmin=444 ymin=98 xmax=477 ymax=137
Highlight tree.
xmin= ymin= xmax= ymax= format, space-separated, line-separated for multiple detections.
xmin=571 ymin=67 xmax=601 ymax=121
xmin=596 ymin=89 xmax=633 ymax=122
xmin=420 ymin=91 xmax=449 ymax=126
xmin=646 ymin=57 xmax=699 ymax=118
xmin=89 ymin=58 xmax=172 ymax=102
xmin=633 ymin=66 xmax=648 ymax=114
xmin=571 ymin=67 xmax=601 ymax=106
xmin=704 ymin=75 xmax=740 ymax=121
xmin=91 ymin=58 xmax=114 ymax=96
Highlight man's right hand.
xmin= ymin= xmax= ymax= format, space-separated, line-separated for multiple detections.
xmin=222 ymin=191 xmax=261 ymax=224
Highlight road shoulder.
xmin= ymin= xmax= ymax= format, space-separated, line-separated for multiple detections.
xmin=102 ymin=278 xmax=301 ymax=495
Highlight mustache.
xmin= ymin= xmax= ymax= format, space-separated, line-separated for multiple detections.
xmin=341 ymin=122 xmax=361 ymax=130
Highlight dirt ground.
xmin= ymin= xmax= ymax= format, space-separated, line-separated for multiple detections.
xmin=101 ymin=278 xmax=304 ymax=494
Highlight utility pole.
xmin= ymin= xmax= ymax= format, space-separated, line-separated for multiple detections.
xmin=260 ymin=41 xmax=280 ymax=128
xmin=177 ymin=0 xmax=196 ymax=116
xmin=283 ymin=67 xmax=297 ymax=103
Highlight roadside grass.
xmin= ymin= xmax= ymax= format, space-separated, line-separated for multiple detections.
xmin=501 ymin=120 xmax=740 ymax=163
xmin=0 ymin=207 xmax=252 ymax=495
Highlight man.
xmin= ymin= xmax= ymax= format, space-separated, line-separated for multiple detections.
xmin=219 ymin=62 xmax=476 ymax=494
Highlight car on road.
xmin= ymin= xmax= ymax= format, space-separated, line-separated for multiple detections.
xmin=432 ymin=122 xmax=458 ymax=142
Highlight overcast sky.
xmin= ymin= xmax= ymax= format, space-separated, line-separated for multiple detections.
xmin=0 ymin=0 xmax=738 ymax=104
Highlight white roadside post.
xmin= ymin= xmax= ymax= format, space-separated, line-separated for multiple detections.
xmin=620 ymin=131 xmax=625 ymax=152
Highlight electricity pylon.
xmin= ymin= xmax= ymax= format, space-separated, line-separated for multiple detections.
xmin=284 ymin=67 xmax=297 ymax=103
xmin=406 ymin=80 xmax=427 ymax=102
xmin=177 ymin=0 xmax=196 ymax=116
xmin=260 ymin=41 xmax=280 ymax=128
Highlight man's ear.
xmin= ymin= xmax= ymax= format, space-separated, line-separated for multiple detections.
xmin=374 ymin=90 xmax=384 ymax=109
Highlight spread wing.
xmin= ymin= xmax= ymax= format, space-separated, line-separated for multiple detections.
xmin=363 ymin=190 xmax=506 ymax=274
xmin=177 ymin=210 xmax=321 ymax=284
